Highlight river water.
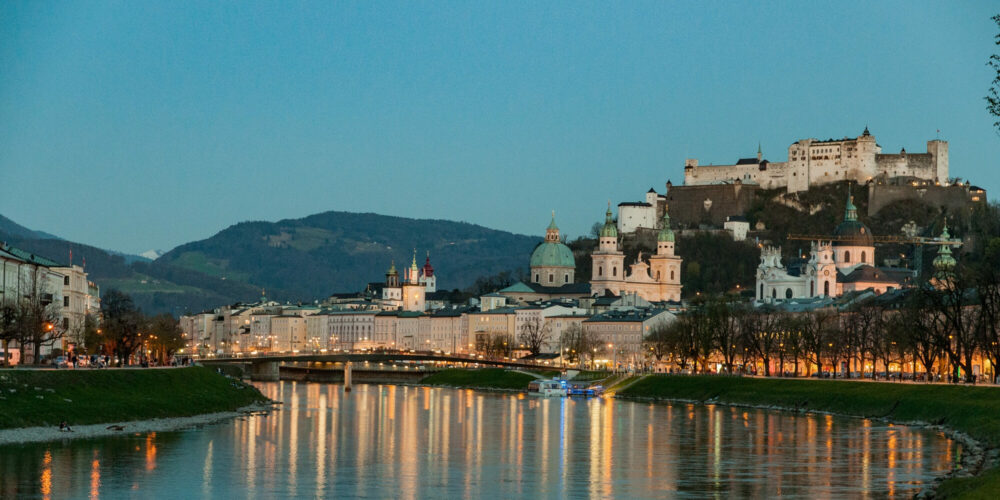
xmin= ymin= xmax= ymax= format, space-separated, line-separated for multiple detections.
xmin=0 ymin=381 xmax=961 ymax=499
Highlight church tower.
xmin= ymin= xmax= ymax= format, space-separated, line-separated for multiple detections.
xmin=401 ymin=250 xmax=426 ymax=311
xmin=529 ymin=212 xmax=576 ymax=285
xmin=419 ymin=252 xmax=436 ymax=292
xmin=590 ymin=203 xmax=625 ymax=296
xmin=382 ymin=261 xmax=402 ymax=301
xmin=647 ymin=208 xmax=683 ymax=301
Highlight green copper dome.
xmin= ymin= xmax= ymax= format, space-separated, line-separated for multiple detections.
xmin=599 ymin=204 xmax=618 ymax=238
xmin=530 ymin=241 xmax=575 ymax=268
xmin=933 ymin=224 xmax=957 ymax=274
xmin=658 ymin=212 xmax=675 ymax=242
xmin=833 ymin=192 xmax=873 ymax=247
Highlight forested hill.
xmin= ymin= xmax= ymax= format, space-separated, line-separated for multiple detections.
xmin=1 ymin=211 xmax=539 ymax=315
xmin=156 ymin=211 xmax=539 ymax=299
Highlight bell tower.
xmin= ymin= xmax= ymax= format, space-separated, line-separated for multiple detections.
xmin=590 ymin=203 xmax=625 ymax=296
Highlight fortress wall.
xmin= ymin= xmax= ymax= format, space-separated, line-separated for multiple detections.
xmin=665 ymin=183 xmax=758 ymax=228
xmin=867 ymin=183 xmax=977 ymax=215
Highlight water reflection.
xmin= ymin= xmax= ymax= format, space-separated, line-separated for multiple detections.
xmin=0 ymin=382 xmax=960 ymax=499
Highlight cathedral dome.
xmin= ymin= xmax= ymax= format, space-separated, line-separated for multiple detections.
xmin=832 ymin=194 xmax=874 ymax=247
xmin=530 ymin=241 xmax=575 ymax=268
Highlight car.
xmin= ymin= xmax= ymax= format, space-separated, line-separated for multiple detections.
xmin=53 ymin=356 xmax=69 ymax=368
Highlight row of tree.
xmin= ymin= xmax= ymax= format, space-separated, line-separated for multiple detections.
xmin=0 ymin=282 xmax=184 ymax=366
xmin=646 ymin=258 xmax=1000 ymax=383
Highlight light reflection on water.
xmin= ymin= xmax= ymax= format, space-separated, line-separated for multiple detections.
xmin=0 ymin=381 xmax=960 ymax=499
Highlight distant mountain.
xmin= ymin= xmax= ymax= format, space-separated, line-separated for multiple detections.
xmin=0 ymin=211 xmax=541 ymax=315
xmin=140 ymin=249 xmax=164 ymax=261
xmin=158 ymin=211 xmax=540 ymax=299
xmin=0 ymin=214 xmax=61 ymax=240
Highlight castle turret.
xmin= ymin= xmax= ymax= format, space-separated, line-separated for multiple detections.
xmin=599 ymin=203 xmax=618 ymax=252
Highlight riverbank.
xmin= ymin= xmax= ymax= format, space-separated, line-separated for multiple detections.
xmin=420 ymin=368 xmax=541 ymax=390
xmin=0 ymin=366 xmax=270 ymax=433
xmin=618 ymin=375 xmax=1000 ymax=499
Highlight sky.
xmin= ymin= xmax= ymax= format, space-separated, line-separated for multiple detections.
xmin=2 ymin=1 xmax=999 ymax=254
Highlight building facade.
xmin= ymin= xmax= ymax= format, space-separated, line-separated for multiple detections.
xmin=591 ymin=206 xmax=683 ymax=302
xmin=684 ymin=129 xmax=948 ymax=193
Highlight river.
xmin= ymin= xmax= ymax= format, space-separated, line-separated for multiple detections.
xmin=0 ymin=381 xmax=961 ymax=498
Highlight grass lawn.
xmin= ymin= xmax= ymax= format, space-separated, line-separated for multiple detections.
xmin=0 ymin=366 xmax=268 ymax=429
xmin=619 ymin=375 xmax=1000 ymax=499
xmin=420 ymin=368 xmax=537 ymax=390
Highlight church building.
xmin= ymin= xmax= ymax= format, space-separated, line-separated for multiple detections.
xmin=590 ymin=204 xmax=683 ymax=302
xmin=755 ymin=192 xmax=911 ymax=303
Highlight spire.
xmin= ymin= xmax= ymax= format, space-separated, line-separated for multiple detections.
xmin=756 ymin=142 xmax=762 ymax=162
xmin=387 ymin=260 xmax=397 ymax=276
xmin=409 ymin=249 xmax=419 ymax=283
xmin=657 ymin=207 xmax=675 ymax=243
xmin=844 ymin=185 xmax=857 ymax=222
xmin=545 ymin=211 xmax=561 ymax=242
xmin=933 ymin=223 xmax=957 ymax=277
xmin=600 ymin=202 xmax=618 ymax=238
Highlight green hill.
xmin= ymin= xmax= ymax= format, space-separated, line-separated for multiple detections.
xmin=157 ymin=211 xmax=539 ymax=299
xmin=1 ymin=212 xmax=540 ymax=315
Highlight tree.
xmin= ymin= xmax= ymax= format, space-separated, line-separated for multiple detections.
xmin=988 ymin=14 xmax=1000 ymax=133
xmin=0 ymin=301 xmax=17 ymax=366
xmin=560 ymin=323 xmax=600 ymax=368
xmin=145 ymin=313 xmax=185 ymax=364
xmin=101 ymin=289 xmax=143 ymax=366
xmin=801 ymin=310 xmax=837 ymax=376
xmin=518 ymin=315 xmax=549 ymax=356
xmin=708 ymin=298 xmax=743 ymax=374
xmin=15 ymin=271 xmax=64 ymax=364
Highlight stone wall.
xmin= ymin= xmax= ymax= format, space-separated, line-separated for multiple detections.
xmin=867 ymin=183 xmax=983 ymax=215
xmin=664 ymin=183 xmax=758 ymax=228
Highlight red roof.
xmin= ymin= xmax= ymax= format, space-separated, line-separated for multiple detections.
xmin=422 ymin=256 xmax=434 ymax=277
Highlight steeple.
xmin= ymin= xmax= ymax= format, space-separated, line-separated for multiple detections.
xmin=933 ymin=223 xmax=957 ymax=279
xmin=599 ymin=201 xmax=618 ymax=239
xmin=409 ymin=249 xmax=419 ymax=283
xmin=844 ymin=186 xmax=858 ymax=222
xmin=545 ymin=211 xmax=561 ymax=242
xmin=757 ymin=142 xmax=762 ymax=162
xmin=657 ymin=208 xmax=675 ymax=243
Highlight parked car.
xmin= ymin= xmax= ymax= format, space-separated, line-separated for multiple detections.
xmin=53 ymin=356 xmax=69 ymax=368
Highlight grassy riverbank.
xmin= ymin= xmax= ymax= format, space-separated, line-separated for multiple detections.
xmin=619 ymin=375 xmax=1000 ymax=498
xmin=420 ymin=368 xmax=539 ymax=390
xmin=0 ymin=366 xmax=268 ymax=430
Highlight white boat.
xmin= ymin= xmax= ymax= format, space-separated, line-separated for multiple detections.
xmin=527 ymin=379 xmax=569 ymax=397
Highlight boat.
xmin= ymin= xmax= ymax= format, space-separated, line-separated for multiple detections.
xmin=527 ymin=379 xmax=569 ymax=397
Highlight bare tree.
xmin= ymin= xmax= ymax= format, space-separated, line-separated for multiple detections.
xmin=988 ymin=14 xmax=1000 ymax=133
xmin=101 ymin=289 xmax=143 ymax=366
xmin=518 ymin=315 xmax=550 ymax=356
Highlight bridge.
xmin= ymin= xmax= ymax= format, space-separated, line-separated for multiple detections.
xmin=200 ymin=352 xmax=554 ymax=381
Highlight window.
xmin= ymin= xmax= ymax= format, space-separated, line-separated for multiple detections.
xmin=548 ymin=274 xmax=554 ymax=283
xmin=844 ymin=250 xmax=851 ymax=262
xmin=656 ymin=271 xmax=661 ymax=280
xmin=760 ymin=284 xmax=764 ymax=297
xmin=64 ymin=276 xmax=70 ymax=286
xmin=63 ymin=296 xmax=69 ymax=307
xmin=534 ymin=274 xmax=539 ymax=282
xmin=861 ymin=251 xmax=866 ymax=263
xmin=670 ymin=270 xmax=675 ymax=281
xmin=564 ymin=274 xmax=569 ymax=283
xmin=824 ymin=281 xmax=830 ymax=296
xmin=785 ymin=288 xmax=793 ymax=299
xmin=810 ymin=282 xmax=814 ymax=296
xmin=771 ymin=289 xmax=777 ymax=299
xmin=598 ymin=267 xmax=603 ymax=277
xmin=612 ymin=267 xmax=617 ymax=277
xmin=62 ymin=318 xmax=69 ymax=330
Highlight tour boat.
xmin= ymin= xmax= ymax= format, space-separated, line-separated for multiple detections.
xmin=527 ymin=379 xmax=569 ymax=397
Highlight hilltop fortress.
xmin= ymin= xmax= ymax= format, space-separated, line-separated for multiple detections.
xmin=683 ymin=128 xmax=948 ymax=193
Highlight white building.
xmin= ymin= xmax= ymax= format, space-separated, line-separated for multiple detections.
xmin=684 ymin=129 xmax=948 ymax=193
xmin=723 ymin=216 xmax=750 ymax=241
xmin=756 ymin=193 xmax=911 ymax=303
xmin=617 ymin=188 xmax=667 ymax=233
xmin=591 ymin=206 xmax=683 ymax=302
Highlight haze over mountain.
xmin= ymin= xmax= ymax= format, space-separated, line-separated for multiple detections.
xmin=0 ymin=211 xmax=539 ymax=315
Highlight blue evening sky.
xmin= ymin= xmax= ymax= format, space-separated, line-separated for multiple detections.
xmin=2 ymin=1 xmax=998 ymax=254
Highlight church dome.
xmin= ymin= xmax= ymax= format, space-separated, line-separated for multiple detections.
xmin=530 ymin=241 xmax=575 ymax=268
xmin=832 ymin=193 xmax=874 ymax=247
